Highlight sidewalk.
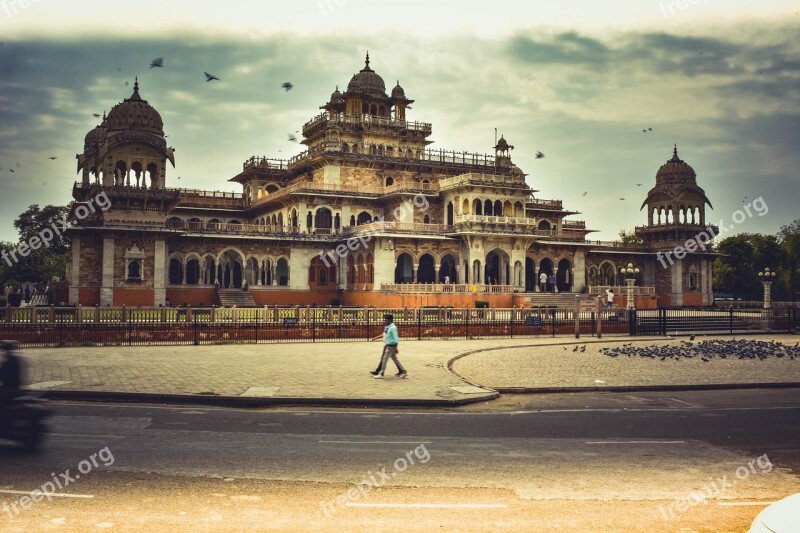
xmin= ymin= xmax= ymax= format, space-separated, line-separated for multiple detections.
xmin=18 ymin=335 xmax=800 ymax=407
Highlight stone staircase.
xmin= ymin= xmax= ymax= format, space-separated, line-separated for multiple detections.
xmin=525 ymin=292 xmax=591 ymax=308
xmin=217 ymin=289 xmax=258 ymax=308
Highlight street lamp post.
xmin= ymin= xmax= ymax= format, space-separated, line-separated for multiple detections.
xmin=758 ymin=267 xmax=777 ymax=309
xmin=620 ymin=263 xmax=640 ymax=310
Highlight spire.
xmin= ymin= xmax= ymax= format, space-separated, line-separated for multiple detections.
xmin=671 ymin=144 xmax=679 ymax=161
xmin=130 ymin=77 xmax=142 ymax=101
xmin=365 ymin=51 xmax=370 ymax=68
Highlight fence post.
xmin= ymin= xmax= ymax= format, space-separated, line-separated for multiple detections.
xmin=77 ymin=305 xmax=83 ymax=325
xmin=193 ymin=311 xmax=200 ymax=346
xmin=629 ymin=308 xmax=637 ymax=336
xmin=5 ymin=305 xmax=10 ymax=323
xmin=465 ymin=309 xmax=469 ymax=339
xmin=729 ymin=307 xmax=734 ymax=334
xmin=574 ymin=295 xmax=581 ymax=339
xmin=48 ymin=306 xmax=55 ymax=323
xmin=659 ymin=307 xmax=666 ymax=336
xmin=366 ymin=308 xmax=370 ymax=341
xmin=31 ymin=306 xmax=37 ymax=324
xmin=596 ymin=296 xmax=603 ymax=339
xmin=417 ymin=309 xmax=422 ymax=340
xmin=312 ymin=310 xmax=316 ymax=343
xmin=95 ymin=304 xmax=100 ymax=324
xmin=510 ymin=308 xmax=514 ymax=339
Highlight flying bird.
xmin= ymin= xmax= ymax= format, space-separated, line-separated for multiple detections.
xmin=9 ymin=168 xmax=14 ymax=173
xmin=149 ymin=57 xmax=164 ymax=69
xmin=281 ymin=82 xmax=294 ymax=91
xmin=582 ymin=191 xmax=587 ymax=196
xmin=48 ymin=156 xmax=57 ymax=160
xmin=288 ymin=134 xmax=298 ymax=142
xmin=636 ymin=183 xmax=642 ymax=186
xmin=619 ymin=197 xmax=625 ymax=200
xmin=535 ymin=151 xmax=545 ymax=159
xmin=204 ymin=72 xmax=220 ymax=82
xmin=92 ymin=113 xmax=101 ymax=118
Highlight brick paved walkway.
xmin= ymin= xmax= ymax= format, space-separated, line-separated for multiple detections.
xmin=16 ymin=335 xmax=800 ymax=404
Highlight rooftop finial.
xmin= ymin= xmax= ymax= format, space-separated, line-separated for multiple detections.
xmin=365 ymin=51 xmax=370 ymax=68
xmin=134 ymin=76 xmax=139 ymax=94
xmin=673 ymin=143 xmax=678 ymax=158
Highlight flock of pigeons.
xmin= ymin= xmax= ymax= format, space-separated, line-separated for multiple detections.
xmin=149 ymin=56 xmax=294 ymax=90
xmin=597 ymin=338 xmax=800 ymax=362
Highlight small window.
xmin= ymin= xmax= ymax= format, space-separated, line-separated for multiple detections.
xmin=424 ymin=215 xmax=430 ymax=224
xmin=385 ymin=177 xmax=394 ymax=187
xmin=127 ymin=261 xmax=142 ymax=280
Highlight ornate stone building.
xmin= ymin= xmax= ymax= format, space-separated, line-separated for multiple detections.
xmin=66 ymin=54 xmax=716 ymax=308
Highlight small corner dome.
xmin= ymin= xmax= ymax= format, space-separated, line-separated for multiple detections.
xmin=391 ymin=81 xmax=405 ymax=99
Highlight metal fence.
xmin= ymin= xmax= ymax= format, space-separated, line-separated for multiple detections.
xmin=0 ymin=306 xmax=628 ymax=347
xmin=631 ymin=307 xmax=799 ymax=336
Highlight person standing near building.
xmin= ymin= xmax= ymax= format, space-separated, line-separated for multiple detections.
xmin=370 ymin=314 xmax=407 ymax=379
xmin=539 ymin=271 xmax=547 ymax=291
xmin=606 ymin=288 xmax=615 ymax=308
xmin=548 ymin=273 xmax=557 ymax=293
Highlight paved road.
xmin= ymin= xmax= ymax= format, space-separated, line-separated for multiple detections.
xmin=1 ymin=388 xmax=799 ymax=532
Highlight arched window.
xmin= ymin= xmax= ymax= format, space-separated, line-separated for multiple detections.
xmin=424 ymin=215 xmax=430 ymax=224
xmin=484 ymin=199 xmax=492 ymax=216
xmin=385 ymin=177 xmax=394 ymax=187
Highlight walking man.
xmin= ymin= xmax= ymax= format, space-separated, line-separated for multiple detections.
xmin=370 ymin=314 xmax=407 ymax=379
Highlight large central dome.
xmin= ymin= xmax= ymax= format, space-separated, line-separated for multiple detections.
xmin=106 ymin=79 xmax=164 ymax=134
xmin=347 ymin=53 xmax=387 ymax=98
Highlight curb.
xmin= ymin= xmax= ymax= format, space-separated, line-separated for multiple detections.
xmin=42 ymin=390 xmax=499 ymax=408
xmin=493 ymin=382 xmax=800 ymax=394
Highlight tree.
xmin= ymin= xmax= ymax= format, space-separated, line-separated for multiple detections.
xmin=713 ymin=236 xmax=758 ymax=300
xmin=778 ymin=218 xmax=800 ymax=302
xmin=0 ymin=204 xmax=72 ymax=287
xmin=618 ymin=229 xmax=644 ymax=246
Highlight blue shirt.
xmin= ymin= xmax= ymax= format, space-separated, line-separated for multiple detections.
xmin=384 ymin=323 xmax=399 ymax=345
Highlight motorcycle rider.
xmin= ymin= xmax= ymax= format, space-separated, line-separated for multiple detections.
xmin=0 ymin=340 xmax=23 ymax=411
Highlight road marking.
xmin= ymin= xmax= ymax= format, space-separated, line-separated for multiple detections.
xmin=27 ymin=380 xmax=73 ymax=390
xmin=0 ymin=489 xmax=94 ymax=499
xmin=716 ymin=501 xmax=775 ymax=507
xmin=346 ymin=503 xmax=507 ymax=509
xmin=320 ymin=440 xmax=433 ymax=444
xmin=585 ymin=440 xmax=686 ymax=445
xmin=50 ymin=433 xmax=126 ymax=439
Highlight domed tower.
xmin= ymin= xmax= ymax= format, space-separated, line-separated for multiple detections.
xmin=76 ymin=79 xmax=175 ymax=189
xmin=636 ymin=145 xmax=717 ymax=306
xmin=494 ymin=135 xmax=514 ymax=169
xmin=636 ymin=145 xmax=715 ymax=247
xmin=391 ymin=80 xmax=413 ymax=122
xmin=343 ymin=52 xmax=393 ymax=117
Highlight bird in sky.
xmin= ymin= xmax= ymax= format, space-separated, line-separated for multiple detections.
xmin=288 ymin=134 xmax=298 ymax=142
xmin=48 ymin=156 xmax=57 ymax=160
xmin=535 ymin=151 xmax=545 ymax=159
xmin=282 ymin=82 xmax=294 ymax=91
xmin=619 ymin=197 xmax=625 ymax=200
xmin=582 ymin=191 xmax=587 ymax=196
xmin=92 ymin=113 xmax=101 ymax=118
xmin=204 ymin=72 xmax=220 ymax=82
xmin=636 ymin=183 xmax=642 ymax=186
xmin=9 ymin=168 xmax=15 ymax=173
xmin=149 ymin=57 xmax=164 ymax=69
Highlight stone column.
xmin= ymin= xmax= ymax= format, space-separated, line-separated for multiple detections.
xmin=100 ymin=237 xmax=115 ymax=307
xmin=573 ymin=249 xmax=586 ymax=292
xmin=69 ymin=236 xmax=81 ymax=304
xmin=412 ymin=265 xmax=418 ymax=283
xmin=154 ymin=240 xmax=166 ymax=307
xmin=435 ymin=265 xmax=441 ymax=284
xmin=671 ymin=260 xmax=683 ymax=307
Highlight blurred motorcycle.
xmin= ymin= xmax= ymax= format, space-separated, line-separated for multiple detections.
xmin=0 ymin=391 xmax=52 ymax=451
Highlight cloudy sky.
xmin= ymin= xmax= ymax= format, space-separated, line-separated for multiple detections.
xmin=0 ymin=0 xmax=797 ymax=243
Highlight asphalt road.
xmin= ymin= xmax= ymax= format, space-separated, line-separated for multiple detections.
xmin=1 ymin=389 xmax=799 ymax=532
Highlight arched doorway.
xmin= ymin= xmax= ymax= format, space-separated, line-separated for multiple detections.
xmin=276 ymin=258 xmax=289 ymax=286
xmin=440 ymin=254 xmax=457 ymax=283
xmin=446 ymin=202 xmax=454 ymax=225
xmin=557 ymin=258 xmax=572 ymax=292
xmin=394 ymin=253 xmax=413 ymax=283
xmin=525 ymin=257 xmax=537 ymax=292
xmin=315 ymin=208 xmax=332 ymax=233
xmin=218 ymin=250 xmax=244 ymax=288
xmin=168 ymin=259 xmax=182 ymax=285
xmin=485 ymin=249 xmax=510 ymax=285
xmin=417 ymin=254 xmax=436 ymax=283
